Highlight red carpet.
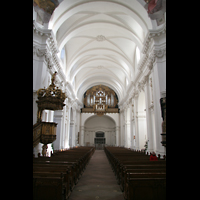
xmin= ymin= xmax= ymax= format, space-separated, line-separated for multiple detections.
xmin=69 ymin=150 xmax=124 ymax=200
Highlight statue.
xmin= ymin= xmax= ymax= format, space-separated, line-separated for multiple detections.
xmin=42 ymin=144 xmax=48 ymax=157
xmin=51 ymin=71 xmax=57 ymax=85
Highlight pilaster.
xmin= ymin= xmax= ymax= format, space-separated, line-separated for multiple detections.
xmin=152 ymin=62 xmax=165 ymax=156
xmin=53 ymin=110 xmax=64 ymax=150
xmin=115 ymin=126 xmax=120 ymax=146
xmin=133 ymin=92 xmax=139 ymax=150
xmin=80 ymin=126 xmax=85 ymax=146
xmin=144 ymin=76 xmax=155 ymax=153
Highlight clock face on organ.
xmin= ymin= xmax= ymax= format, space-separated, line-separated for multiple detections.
xmin=82 ymin=85 xmax=119 ymax=116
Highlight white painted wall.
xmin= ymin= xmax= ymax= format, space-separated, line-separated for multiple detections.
xmin=80 ymin=113 xmax=119 ymax=146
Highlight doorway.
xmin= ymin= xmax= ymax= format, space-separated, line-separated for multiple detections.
xmin=94 ymin=131 xmax=105 ymax=150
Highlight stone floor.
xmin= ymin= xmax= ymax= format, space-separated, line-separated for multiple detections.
xmin=68 ymin=150 xmax=124 ymax=200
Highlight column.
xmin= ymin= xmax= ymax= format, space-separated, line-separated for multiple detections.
xmin=134 ymin=93 xmax=139 ymax=150
xmin=34 ymin=143 xmax=43 ymax=157
xmin=130 ymin=98 xmax=135 ymax=149
xmin=80 ymin=126 xmax=84 ymax=146
xmin=70 ymin=120 xmax=75 ymax=147
xmin=124 ymin=107 xmax=128 ymax=148
xmin=116 ymin=126 xmax=119 ymax=146
xmin=119 ymin=111 xmax=124 ymax=147
xmin=48 ymin=110 xmax=54 ymax=122
xmin=69 ymin=107 xmax=76 ymax=148
xmin=131 ymin=120 xmax=136 ymax=149
xmin=152 ymin=62 xmax=165 ymax=156
xmin=64 ymin=106 xmax=70 ymax=149
xmin=126 ymin=105 xmax=131 ymax=148
xmin=73 ymin=108 xmax=77 ymax=146
xmin=144 ymin=76 xmax=155 ymax=153
xmin=53 ymin=110 xmax=63 ymax=150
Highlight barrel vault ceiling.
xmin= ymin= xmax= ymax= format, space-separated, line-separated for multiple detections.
xmin=48 ymin=0 xmax=152 ymax=104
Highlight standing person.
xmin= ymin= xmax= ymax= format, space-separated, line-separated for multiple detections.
xmin=150 ymin=151 xmax=158 ymax=161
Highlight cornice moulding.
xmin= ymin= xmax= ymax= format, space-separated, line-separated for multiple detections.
xmin=142 ymin=22 xmax=166 ymax=54
xmin=33 ymin=20 xmax=51 ymax=37
xmin=33 ymin=21 xmax=81 ymax=105
xmin=33 ymin=21 xmax=65 ymax=83
xmin=33 ymin=45 xmax=47 ymax=58
xmin=119 ymin=43 xmax=166 ymax=108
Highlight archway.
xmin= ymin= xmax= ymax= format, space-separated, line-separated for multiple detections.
xmin=94 ymin=131 xmax=105 ymax=150
xmin=84 ymin=115 xmax=116 ymax=147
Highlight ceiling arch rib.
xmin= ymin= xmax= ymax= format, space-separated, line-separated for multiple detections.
xmin=67 ymin=36 xmax=136 ymax=68
xmin=70 ymin=56 xmax=130 ymax=84
xmin=48 ymin=0 xmax=153 ymax=105
xmin=71 ymin=59 xmax=127 ymax=90
xmin=50 ymin=0 xmax=152 ymax=36
xmin=69 ymin=48 xmax=132 ymax=80
xmin=58 ymin=21 xmax=143 ymax=53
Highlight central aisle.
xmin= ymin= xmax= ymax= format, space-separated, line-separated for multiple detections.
xmin=69 ymin=150 xmax=124 ymax=200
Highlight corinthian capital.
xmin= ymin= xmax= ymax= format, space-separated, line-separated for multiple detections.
xmin=154 ymin=48 xmax=166 ymax=58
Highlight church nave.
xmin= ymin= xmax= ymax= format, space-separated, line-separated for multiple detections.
xmin=69 ymin=150 xmax=123 ymax=200
xmin=33 ymin=0 xmax=166 ymax=199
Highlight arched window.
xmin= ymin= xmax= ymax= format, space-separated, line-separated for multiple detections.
xmin=60 ymin=47 xmax=65 ymax=63
xmin=136 ymin=46 xmax=140 ymax=64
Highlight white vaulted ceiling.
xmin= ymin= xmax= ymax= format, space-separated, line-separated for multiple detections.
xmin=49 ymin=0 xmax=152 ymax=104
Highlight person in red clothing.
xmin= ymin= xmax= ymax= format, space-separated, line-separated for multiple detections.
xmin=150 ymin=152 xmax=158 ymax=161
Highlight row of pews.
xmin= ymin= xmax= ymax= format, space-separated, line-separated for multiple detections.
xmin=33 ymin=146 xmax=95 ymax=200
xmin=105 ymin=146 xmax=166 ymax=200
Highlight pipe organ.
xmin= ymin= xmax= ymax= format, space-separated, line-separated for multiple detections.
xmin=82 ymin=85 xmax=119 ymax=116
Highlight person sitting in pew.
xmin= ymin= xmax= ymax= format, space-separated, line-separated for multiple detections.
xmin=150 ymin=152 xmax=158 ymax=161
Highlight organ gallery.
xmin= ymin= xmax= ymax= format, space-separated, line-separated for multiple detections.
xmin=82 ymin=85 xmax=119 ymax=116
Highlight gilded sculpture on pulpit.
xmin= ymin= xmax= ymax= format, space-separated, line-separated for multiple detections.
xmin=51 ymin=71 xmax=57 ymax=85
xmin=36 ymin=71 xmax=66 ymax=122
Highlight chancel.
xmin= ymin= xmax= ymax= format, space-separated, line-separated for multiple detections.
xmin=33 ymin=0 xmax=166 ymax=199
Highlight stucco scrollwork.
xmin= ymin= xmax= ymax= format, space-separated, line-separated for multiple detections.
xmin=154 ymin=48 xmax=166 ymax=58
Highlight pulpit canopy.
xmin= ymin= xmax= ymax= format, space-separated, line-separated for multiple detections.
xmin=36 ymin=71 xmax=66 ymax=122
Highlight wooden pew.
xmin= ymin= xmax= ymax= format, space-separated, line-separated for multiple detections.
xmin=125 ymin=177 xmax=166 ymax=200
xmin=33 ymin=175 xmax=65 ymax=200
xmin=104 ymin=147 xmax=166 ymax=200
xmin=33 ymin=165 xmax=73 ymax=198
xmin=33 ymin=147 xmax=95 ymax=200
xmin=33 ymin=161 xmax=79 ymax=185
xmin=120 ymin=165 xmax=166 ymax=192
xmin=115 ymin=160 xmax=165 ymax=185
xmin=123 ymin=172 xmax=166 ymax=199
